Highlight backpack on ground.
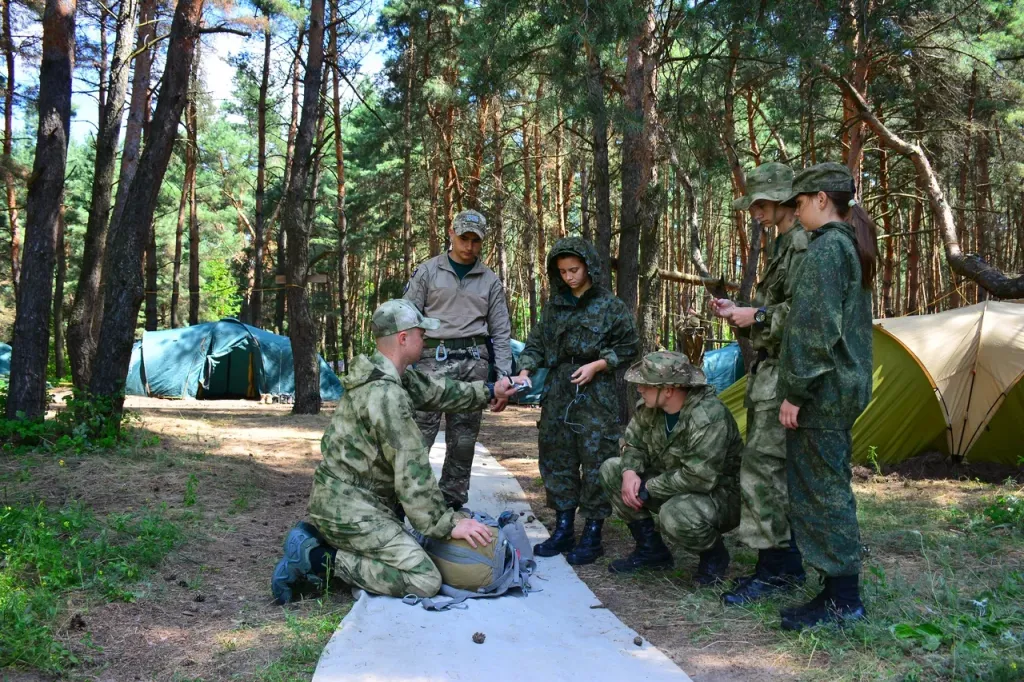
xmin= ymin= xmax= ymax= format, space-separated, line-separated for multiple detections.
xmin=404 ymin=510 xmax=537 ymax=611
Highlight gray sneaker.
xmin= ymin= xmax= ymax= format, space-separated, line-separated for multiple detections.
xmin=271 ymin=521 xmax=325 ymax=605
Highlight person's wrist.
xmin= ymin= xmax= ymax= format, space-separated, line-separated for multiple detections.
xmin=485 ymin=382 xmax=495 ymax=400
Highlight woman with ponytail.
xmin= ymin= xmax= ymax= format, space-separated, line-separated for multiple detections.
xmin=776 ymin=162 xmax=877 ymax=630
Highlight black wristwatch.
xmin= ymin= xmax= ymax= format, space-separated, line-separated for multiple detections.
xmin=754 ymin=307 xmax=767 ymax=327
xmin=637 ymin=480 xmax=650 ymax=503
xmin=485 ymin=382 xmax=495 ymax=400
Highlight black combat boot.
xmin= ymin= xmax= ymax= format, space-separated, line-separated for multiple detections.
xmin=534 ymin=509 xmax=576 ymax=557
xmin=608 ymin=518 xmax=673 ymax=574
xmin=694 ymin=537 xmax=730 ymax=586
xmin=722 ymin=544 xmax=806 ymax=605
xmin=566 ymin=519 xmax=604 ymax=565
xmin=780 ymin=574 xmax=867 ymax=631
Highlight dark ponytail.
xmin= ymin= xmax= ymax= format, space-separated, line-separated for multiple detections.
xmin=825 ymin=191 xmax=878 ymax=289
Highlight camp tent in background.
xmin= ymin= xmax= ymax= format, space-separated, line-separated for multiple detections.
xmin=126 ymin=318 xmax=342 ymax=401
xmin=0 ymin=341 xmax=10 ymax=376
xmin=719 ymin=300 xmax=1024 ymax=467
xmin=508 ymin=339 xmax=746 ymax=406
xmin=702 ymin=342 xmax=746 ymax=394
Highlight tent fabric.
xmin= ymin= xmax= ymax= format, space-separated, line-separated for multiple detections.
xmin=0 ymin=341 xmax=10 ymax=376
xmin=128 ymin=318 xmax=342 ymax=401
xmin=718 ymin=301 xmax=1024 ymax=466
xmin=703 ymin=342 xmax=746 ymax=394
xmin=509 ymin=339 xmax=547 ymax=405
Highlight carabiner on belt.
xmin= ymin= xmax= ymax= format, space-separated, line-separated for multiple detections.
xmin=470 ymin=345 xmax=481 ymax=360
xmin=435 ymin=341 xmax=448 ymax=362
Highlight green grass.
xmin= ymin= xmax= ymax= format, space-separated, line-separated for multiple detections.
xmin=250 ymin=600 xmax=352 ymax=682
xmin=0 ymin=500 xmax=182 ymax=672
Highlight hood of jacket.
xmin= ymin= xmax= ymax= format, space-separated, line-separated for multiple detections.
xmin=546 ymin=237 xmax=604 ymax=297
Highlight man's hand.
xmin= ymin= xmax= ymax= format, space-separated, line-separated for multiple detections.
xmin=621 ymin=469 xmax=644 ymax=511
xmin=489 ymin=397 xmax=508 ymax=413
xmin=709 ymin=298 xmax=735 ymax=319
xmin=571 ymin=359 xmax=607 ymax=386
xmin=779 ymin=399 xmax=800 ymax=430
xmin=451 ymin=518 xmax=493 ymax=548
xmin=729 ymin=306 xmax=758 ymax=328
xmin=492 ymin=376 xmax=516 ymax=400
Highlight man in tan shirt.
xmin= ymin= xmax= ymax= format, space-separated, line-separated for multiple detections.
xmin=403 ymin=209 xmax=513 ymax=510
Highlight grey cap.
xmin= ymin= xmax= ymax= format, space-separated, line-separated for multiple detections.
xmin=371 ymin=299 xmax=440 ymax=338
xmin=453 ymin=209 xmax=487 ymax=238
xmin=732 ymin=163 xmax=794 ymax=210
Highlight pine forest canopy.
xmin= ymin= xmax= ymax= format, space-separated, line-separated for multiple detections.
xmin=2 ymin=0 xmax=1024 ymax=421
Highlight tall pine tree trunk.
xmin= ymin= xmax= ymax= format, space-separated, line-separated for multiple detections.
xmin=491 ymin=100 xmax=509 ymax=309
xmin=282 ymin=0 xmax=325 ymax=414
xmin=6 ymin=0 xmax=75 ymax=419
xmin=187 ymin=57 xmax=200 ymax=325
xmin=90 ymin=0 xmax=205 ymax=416
xmin=66 ymin=0 xmax=138 ymax=389
xmin=2 ymin=0 xmax=20 ymax=295
xmin=330 ymin=0 xmax=349 ymax=369
xmin=250 ymin=20 xmax=271 ymax=328
xmin=586 ymin=50 xmax=612 ymax=287
xmin=522 ymin=111 xmax=537 ymax=327
xmin=53 ymin=205 xmax=66 ymax=379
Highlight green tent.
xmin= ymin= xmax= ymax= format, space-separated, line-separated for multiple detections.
xmin=719 ymin=301 xmax=1024 ymax=466
xmin=127 ymin=318 xmax=342 ymax=401
xmin=0 ymin=341 xmax=10 ymax=376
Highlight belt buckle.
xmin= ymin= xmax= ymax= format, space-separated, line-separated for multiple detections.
xmin=435 ymin=342 xmax=448 ymax=362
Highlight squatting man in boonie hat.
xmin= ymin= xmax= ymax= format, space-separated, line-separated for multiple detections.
xmin=596 ymin=351 xmax=743 ymax=587
xmin=403 ymin=209 xmax=514 ymax=513
xmin=270 ymin=299 xmax=518 ymax=604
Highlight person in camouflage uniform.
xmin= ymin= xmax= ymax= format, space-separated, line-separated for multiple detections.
xmin=404 ymin=209 xmax=513 ymax=511
xmin=598 ymin=351 xmax=742 ymax=585
xmin=270 ymin=299 xmax=515 ymax=603
xmin=710 ymin=162 xmax=809 ymax=605
xmin=514 ymin=237 xmax=639 ymax=565
xmin=777 ymin=163 xmax=876 ymax=630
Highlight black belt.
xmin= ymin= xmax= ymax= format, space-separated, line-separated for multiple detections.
xmin=423 ymin=337 xmax=485 ymax=350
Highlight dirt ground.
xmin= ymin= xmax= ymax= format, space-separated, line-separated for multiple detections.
xmin=4 ymin=399 xmax=1017 ymax=681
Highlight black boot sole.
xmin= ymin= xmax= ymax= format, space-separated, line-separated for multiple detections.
xmin=608 ymin=557 xmax=673 ymax=574
xmin=534 ymin=540 xmax=575 ymax=557
xmin=566 ymin=547 xmax=605 ymax=565
xmin=781 ymin=605 xmax=867 ymax=631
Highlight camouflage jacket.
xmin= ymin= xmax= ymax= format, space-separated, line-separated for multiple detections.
xmin=518 ymin=237 xmax=639 ymax=415
xmin=310 ymin=351 xmax=489 ymax=538
xmin=779 ymin=222 xmax=873 ymax=429
xmin=620 ymin=386 xmax=742 ymax=500
xmin=737 ymin=224 xmax=808 ymax=357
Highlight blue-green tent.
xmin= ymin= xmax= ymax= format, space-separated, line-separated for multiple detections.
xmin=703 ymin=342 xmax=746 ymax=394
xmin=0 ymin=341 xmax=10 ymax=376
xmin=509 ymin=339 xmax=547 ymax=405
xmin=126 ymin=318 xmax=342 ymax=401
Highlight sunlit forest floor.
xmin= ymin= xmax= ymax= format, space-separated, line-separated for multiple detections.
xmin=2 ymin=402 xmax=1022 ymax=681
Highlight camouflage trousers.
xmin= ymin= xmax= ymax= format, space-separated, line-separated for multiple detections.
xmin=413 ymin=347 xmax=489 ymax=508
xmin=599 ymin=457 xmax=740 ymax=553
xmin=309 ymin=487 xmax=441 ymax=598
xmin=538 ymin=379 xmax=619 ymax=519
xmin=786 ymin=428 xmax=862 ymax=577
xmin=736 ymin=404 xmax=792 ymax=550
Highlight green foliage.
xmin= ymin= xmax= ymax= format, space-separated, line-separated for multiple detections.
xmin=0 ymin=388 xmax=141 ymax=454
xmin=0 ymin=501 xmax=181 ymax=671
xmin=981 ymin=492 xmax=1024 ymax=531
xmin=183 ymin=473 xmax=199 ymax=507
xmin=867 ymin=445 xmax=883 ymax=476
xmin=252 ymin=601 xmax=351 ymax=681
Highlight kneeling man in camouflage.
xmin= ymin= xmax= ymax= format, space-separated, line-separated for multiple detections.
xmin=599 ymin=351 xmax=742 ymax=586
xmin=271 ymin=299 xmax=516 ymax=603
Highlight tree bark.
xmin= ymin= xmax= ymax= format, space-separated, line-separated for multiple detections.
xmin=6 ymin=0 xmax=75 ymax=419
xmin=281 ymin=0 xmax=325 ymax=414
xmin=250 ymin=19 xmax=272 ymax=328
xmin=330 ymin=0 xmax=349 ymax=369
xmin=617 ymin=7 xmax=657 ymax=313
xmin=187 ymin=55 xmax=200 ymax=325
xmin=3 ymin=0 xmax=20 ymax=295
xmin=522 ymin=110 xmax=537 ymax=327
xmin=276 ymin=18 xmax=306 ymax=333
xmin=53 ymin=205 xmax=66 ymax=379
xmin=401 ymin=29 xmax=414 ymax=279
xmin=90 ymin=0 xmax=205 ymax=414
xmin=170 ymin=135 xmax=193 ymax=329
xmin=66 ymin=0 xmax=138 ymax=389
xmin=490 ymin=99 xmax=509 ymax=310
xmin=532 ymin=83 xmax=546 ymax=303
xmin=586 ymin=51 xmax=612 ymax=288
xmin=827 ymin=66 xmax=1024 ymax=299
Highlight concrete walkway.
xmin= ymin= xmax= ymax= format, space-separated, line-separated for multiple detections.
xmin=313 ymin=435 xmax=692 ymax=682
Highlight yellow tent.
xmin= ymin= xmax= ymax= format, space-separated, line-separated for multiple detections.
xmin=719 ymin=301 xmax=1024 ymax=466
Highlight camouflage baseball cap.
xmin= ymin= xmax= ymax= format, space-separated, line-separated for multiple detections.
xmin=370 ymin=299 xmax=440 ymax=338
xmin=453 ymin=209 xmax=487 ymax=238
xmin=624 ymin=350 xmax=707 ymax=388
xmin=782 ymin=162 xmax=856 ymax=204
xmin=732 ymin=163 xmax=794 ymax=210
